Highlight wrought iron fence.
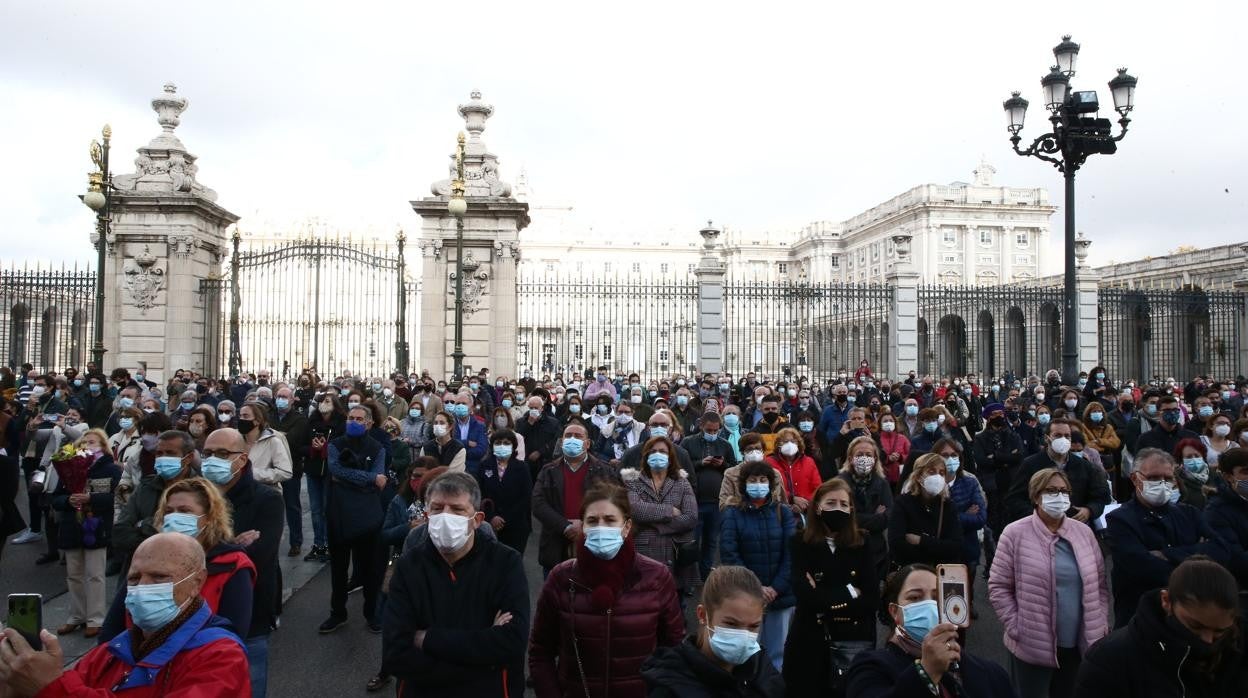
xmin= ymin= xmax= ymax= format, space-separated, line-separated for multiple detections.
xmin=1098 ymin=286 xmax=1245 ymax=382
xmin=724 ymin=281 xmax=892 ymax=382
xmin=516 ymin=274 xmax=699 ymax=377
xmin=0 ymin=267 xmax=96 ymax=373
xmin=917 ymin=284 xmax=1065 ymax=379
xmin=201 ymin=238 xmax=420 ymax=379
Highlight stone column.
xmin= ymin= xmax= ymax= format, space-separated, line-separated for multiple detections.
xmin=102 ymin=83 xmax=238 ymax=384
xmin=887 ymin=232 xmax=920 ymax=380
xmin=694 ymin=221 xmax=726 ymax=375
xmin=1074 ymin=232 xmax=1099 ymax=372
xmin=1234 ymin=244 xmax=1248 ymax=376
xmin=411 ymin=92 xmax=530 ymax=379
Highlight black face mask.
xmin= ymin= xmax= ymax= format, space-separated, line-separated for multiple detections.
xmin=819 ymin=509 xmax=851 ymax=531
xmin=237 ymin=419 xmax=256 ymax=435
xmin=762 ymin=413 xmax=780 ymax=423
xmin=989 ymin=416 xmax=1006 ymax=428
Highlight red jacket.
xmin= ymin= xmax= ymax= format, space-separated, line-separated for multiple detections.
xmin=36 ymin=602 xmax=250 ymax=698
xmin=529 ymin=539 xmax=685 ymax=698
xmin=765 ymin=454 xmax=823 ymax=502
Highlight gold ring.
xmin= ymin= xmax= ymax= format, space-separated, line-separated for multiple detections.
xmin=946 ymin=641 xmax=953 ymax=650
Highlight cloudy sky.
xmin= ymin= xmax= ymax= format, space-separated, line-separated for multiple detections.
xmin=2 ymin=1 xmax=1244 ymax=271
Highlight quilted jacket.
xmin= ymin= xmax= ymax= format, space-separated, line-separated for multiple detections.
xmin=719 ymin=500 xmax=797 ymax=609
xmin=989 ymin=512 xmax=1110 ymax=667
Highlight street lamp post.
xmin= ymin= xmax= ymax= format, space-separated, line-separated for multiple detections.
xmin=447 ymin=132 xmax=469 ymax=389
xmin=1003 ymin=35 xmax=1137 ymax=385
xmin=82 ymin=125 xmax=113 ymax=374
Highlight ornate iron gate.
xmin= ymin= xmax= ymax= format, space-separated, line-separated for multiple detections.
xmin=1 ymin=266 xmax=96 ymax=373
xmin=1099 ymin=286 xmax=1244 ymax=382
xmin=202 ymin=233 xmax=418 ymax=378
xmin=917 ymin=284 xmax=1065 ymax=379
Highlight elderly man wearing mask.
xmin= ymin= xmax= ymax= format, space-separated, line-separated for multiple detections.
xmin=0 ymin=533 xmax=249 ymax=697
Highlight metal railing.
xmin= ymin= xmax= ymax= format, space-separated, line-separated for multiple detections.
xmin=724 ymin=280 xmax=892 ymax=382
xmin=0 ymin=267 xmax=96 ymax=373
xmin=917 ymin=283 xmax=1066 ymax=379
xmin=1098 ymin=287 xmax=1245 ymax=382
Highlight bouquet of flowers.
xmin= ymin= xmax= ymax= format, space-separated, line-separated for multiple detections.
xmin=51 ymin=444 xmax=98 ymax=524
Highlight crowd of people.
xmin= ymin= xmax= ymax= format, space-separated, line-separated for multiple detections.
xmin=1 ymin=360 xmax=1247 ymax=697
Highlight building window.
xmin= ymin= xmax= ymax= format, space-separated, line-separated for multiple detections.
xmin=830 ymin=256 xmax=840 ymax=268
xmin=604 ymin=262 xmax=612 ymax=272
xmin=942 ymin=253 xmax=958 ymax=263
xmin=1016 ymin=231 xmax=1029 ymax=247
xmin=979 ymin=229 xmax=993 ymax=245
xmin=942 ymin=229 xmax=956 ymax=245
xmin=574 ymin=344 xmax=584 ymax=360
xmin=545 ymin=262 xmax=554 ymax=271
xmin=602 ymin=345 xmax=613 ymax=361
xmin=687 ymin=264 xmax=695 ymax=273
xmin=660 ymin=263 xmax=669 ymax=274
xmin=1015 ymin=254 xmax=1031 ymax=264
xmin=659 ymin=348 xmax=669 ymax=362
xmin=778 ymin=262 xmax=789 ymax=275
xmin=872 ymin=244 xmax=880 ymax=261
xmin=631 ymin=262 xmax=641 ymax=273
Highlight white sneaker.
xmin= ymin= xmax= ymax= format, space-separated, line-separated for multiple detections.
xmin=11 ymin=530 xmax=43 ymax=545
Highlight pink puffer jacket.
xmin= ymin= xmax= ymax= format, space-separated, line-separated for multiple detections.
xmin=988 ymin=513 xmax=1110 ymax=667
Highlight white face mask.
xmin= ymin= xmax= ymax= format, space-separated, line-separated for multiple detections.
xmin=427 ymin=512 xmax=473 ymax=552
xmin=1139 ymin=480 xmax=1174 ymax=507
xmin=880 ymin=421 xmax=895 ymax=433
xmin=1040 ymin=492 xmax=1070 ymax=519
xmin=779 ymin=442 xmax=799 ymax=457
xmin=1064 ymin=399 xmax=1078 ymax=410
xmin=922 ymin=473 xmax=946 ymax=497
xmin=1049 ymin=436 xmax=1072 ymax=455
xmin=1213 ymin=424 xmax=1231 ymax=437
xmin=433 ymin=424 xmax=449 ymax=438
xmin=743 ymin=450 xmax=764 ymax=463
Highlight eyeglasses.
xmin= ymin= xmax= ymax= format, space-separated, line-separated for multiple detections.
xmin=201 ymin=449 xmax=243 ymax=460
xmin=1041 ymin=487 xmax=1072 ymax=496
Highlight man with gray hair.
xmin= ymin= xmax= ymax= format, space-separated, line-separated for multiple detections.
xmin=383 ymin=471 xmax=529 ymax=698
xmin=1106 ymin=447 xmax=1232 ymax=628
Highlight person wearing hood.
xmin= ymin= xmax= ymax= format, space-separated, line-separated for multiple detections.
xmin=640 ymin=565 xmax=785 ymax=698
xmin=529 ymin=483 xmax=683 ymax=697
xmin=1072 ymin=556 xmax=1248 ymax=697
xmin=1106 ymin=448 xmax=1232 ymax=629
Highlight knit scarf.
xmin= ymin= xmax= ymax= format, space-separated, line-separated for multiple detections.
xmin=129 ymin=597 xmax=205 ymax=662
xmin=574 ymin=535 xmax=637 ymax=611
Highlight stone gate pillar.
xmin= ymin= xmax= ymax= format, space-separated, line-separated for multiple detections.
xmin=886 ymin=232 xmax=919 ymax=380
xmin=101 ymin=83 xmax=238 ymax=383
xmin=1234 ymin=244 xmax=1248 ymax=377
xmin=411 ymin=92 xmax=530 ymax=379
xmin=694 ymin=221 xmax=726 ymax=375
xmin=1074 ymin=232 xmax=1100 ymax=372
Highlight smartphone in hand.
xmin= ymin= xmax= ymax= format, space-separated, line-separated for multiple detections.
xmin=7 ymin=593 xmax=43 ymax=650
xmin=936 ymin=564 xmax=970 ymax=628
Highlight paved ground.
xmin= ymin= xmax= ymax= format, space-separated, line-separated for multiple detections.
xmin=2 ymin=481 xmax=1011 ymax=697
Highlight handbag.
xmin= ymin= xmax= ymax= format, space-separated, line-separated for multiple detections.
xmin=673 ymin=537 xmax=700 ymax=568
xmin=822 ymin=618 xmax=851 ymax=695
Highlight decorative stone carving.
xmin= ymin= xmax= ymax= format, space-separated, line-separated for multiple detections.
xmin=449 ymin=252 xmax=490 ymax=315
xmin=1074 ymin=231 xmax=1092 ymax=267
xmin=891 ymin=231 xmax=914 ymax=261
xmin=494 ymin=241 xmax=517 ymax=259
xmin=168 ymin=234 xmax=196 ymax=257
xmin=112 ymin=83 xmax=218 ymax=201
xmin=973 ymin=156 xmax=996 ymax=187
xmin=432 ymin=91 xmax=513 ymax=198
xmin=124 ymin=245 xmax=165 ymax=313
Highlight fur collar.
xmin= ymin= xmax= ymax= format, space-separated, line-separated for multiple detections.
xmin=620 ymin=467 xmax=687 ymax=482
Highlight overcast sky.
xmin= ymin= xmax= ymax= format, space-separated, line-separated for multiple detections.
xmin=2 ymin=1 xmax=1244 ymax=272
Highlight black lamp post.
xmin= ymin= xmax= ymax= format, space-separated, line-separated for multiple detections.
xmin=1004 ymin=35 xmax=1137 ymax=385
xmin=447 ymin=132 xmax=468 ymax=389
xmin=82 ymin=125 xmax=113 ymax=374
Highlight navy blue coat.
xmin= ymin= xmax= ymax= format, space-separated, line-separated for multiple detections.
xmin=1204 ymin=482 xmax=1248 ymax=587
xmin=1107 ymin=497 xmax=1232 ymax=627
xmin=847 ymin=642 xmax=1016 ymax=698
xmin=451 ymin=417 xmax=488 ymax=474
xmin=719 ymin=501 xmax=797 ymax=609
xmin=474 ymin=455 xmax=533 ymax=533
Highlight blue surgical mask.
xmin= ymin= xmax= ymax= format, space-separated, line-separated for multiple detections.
xmin=1162 ymin=410 xmax=1181 ymax=426
xmin=905 ymin=405 xmax=919 ymax=416
xmin=561 ymin=439 xmax=585 ymax=458
xmin=1183 ymin=456 xmax=1207 ymax=473
xmin=1096 ymin=373 xmax=1105 ymax=380
xmin=452 ymin=404 xmax=471 ymax=419
xmin=1090 ymin=411 xmax=1104 ymax=423
xmin=201 ymin=456 xmax=237 ymax=484
xmin=493 ymin=444 xmax=513 ymax=460
xmin=89 ymin=383 xmax=101 ymax=394
xmin=584 ymin=526 xmax=625 ymax=560
xmin=923 ymin=421 xmax=938 ymax=433
xmin=409 ymin=408 xmax=422 ymax=419
xmin=1198 ymin=406 xmax=1214 ymax=418
xmin=118 ymin=417 xmax=136 ymax=430
xmin=161 ymin=512 xmax=200 ymax=538
xmin=73 ymin=379 xmax=84 ymax=387
xmin=154 ymin=456 xmax=184 ymax=481
xmin=180 ymin=401 xmax=196 ymax=411
xmin=798 ymin=421 xmax=814 ymax=433
xmin=676 ymin=395 xmax=689 ymax=407
xmin=649 ymin=426 xmax=668 ymax=439
xmin=899 ymin=599 xmax=939 ymax=642
xmin=1038 ymin=413 xmax=1052 ymax=425
xmin=275 ymin=397 xmax=290 ymax=411
xmin=703 ymin=431 xmax=719 ymax=442
xmin=945 ymin=456 xmax=960 ymax=473
xmin=708 ymin=626 xmax=761 ymax=666
xmin=119 ymin=397 xmax=135 ymax=409
xmin=345 ymin=421 xmax=368 ymax=437
xmin=723 ymin=414 xmax=740 ymax=430
xmin=746 ymin=482 xmax=770 ymax=500
xmin=1146 ymin=404 xmax=1158 ymax=416
xmin=646 ymin=452 xmax=670 ymax=470
xmin=502 ymin=399 xmax=513 ymax=409
xmin=569 ymin=404 xmax=582 ymax=414
xmin=125 ymin=572 xmax=194 ymax=633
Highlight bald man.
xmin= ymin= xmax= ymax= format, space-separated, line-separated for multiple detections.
xmin=0 ymin=533 xmax=249 ymax=696
xmin=203 ymin=427 xmax=284 ymax=697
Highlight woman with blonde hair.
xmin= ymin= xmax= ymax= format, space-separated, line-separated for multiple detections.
xmin=100 ymin=476 xmax=256 ymax=643
xmin=51 ymin=429 xmax=120 ymax=638
xmin=887 ymin=453 xmax=963 ymax=569
xmin=836 ymin=435 xmax=893 ymax=578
